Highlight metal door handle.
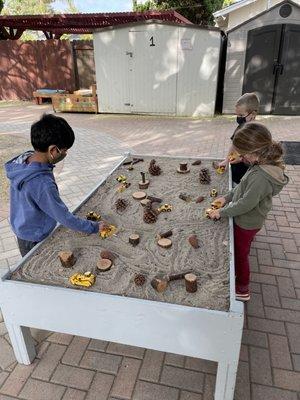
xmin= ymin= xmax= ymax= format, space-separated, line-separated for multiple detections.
xmin=279 ymin=64 xmax=284 ymax=74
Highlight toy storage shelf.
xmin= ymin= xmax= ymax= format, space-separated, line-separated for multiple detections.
xmin=0 ymin=155 xmax=243 ymax=400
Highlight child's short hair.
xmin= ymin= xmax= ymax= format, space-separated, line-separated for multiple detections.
xmin=235 ymin=93 xmax=260 ymax=113
xmin=233 ymin=122 xmax=283 ymax=168
xmin=31 ymin=114 xmax=75 ymax=152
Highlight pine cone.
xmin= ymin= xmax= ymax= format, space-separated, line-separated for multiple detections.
xmin=143 ymin=205 xmax=158 ymax=224
xmin=115 ymin=198 xmax=128 ymax=211
xmin=148 ymin=159 xmax=162 ymax=176
xmin=199 ymin=168 xmax=211 ymax=184
xmin=134 ymin=274 xmax=146 ymax=286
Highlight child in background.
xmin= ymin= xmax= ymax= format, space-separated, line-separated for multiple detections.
xmin=5 ymin=114 xmax=106 ymax=257
xmin=219 ymin=92 xmax=260 ymax=184
xmin=209 ymin=122 xmax=289 ymax=301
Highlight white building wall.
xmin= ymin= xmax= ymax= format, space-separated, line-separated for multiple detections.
xmin=223 ymin=2 xmax=300 ymax=113
xmin=176 ymin=29 xmax=221 ymax=116
xmin=93 ymin=23 xmax=221 ymax=117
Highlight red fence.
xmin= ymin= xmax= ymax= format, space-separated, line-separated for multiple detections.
xmin=0 ymin=40 xmax=95 ymax=100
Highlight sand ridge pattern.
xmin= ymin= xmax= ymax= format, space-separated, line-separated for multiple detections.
xmin=11 ymin=156 xmax=231 ymax=311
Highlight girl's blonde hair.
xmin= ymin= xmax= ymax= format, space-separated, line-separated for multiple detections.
xmin=233 ymin=122 xmax=284 ymax=168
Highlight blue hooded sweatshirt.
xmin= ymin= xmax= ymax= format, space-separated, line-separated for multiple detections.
xmin=5 ymin=151 xmax=99 ymax=242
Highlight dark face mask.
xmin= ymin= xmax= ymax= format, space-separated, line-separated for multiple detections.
xmin=236 ymin=116 xmax=247 ymax=125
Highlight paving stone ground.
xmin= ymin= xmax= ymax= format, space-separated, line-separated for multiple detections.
xmin=0 ymin=103 xmax=299 ymax=400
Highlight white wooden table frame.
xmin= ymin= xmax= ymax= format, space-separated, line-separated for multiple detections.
xmin=0 ymin=154 xmax=243 ymax=400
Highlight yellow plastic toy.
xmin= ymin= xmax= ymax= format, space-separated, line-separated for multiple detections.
xmin=116 ymin=175 xmax=127 ymax=184
xmin=211 ymin=200 xmax=222 ymax=210
xmin=210 ymin=189 xmax=218 ymax=198
xmin=216 ymin=166 xmax=225 ymax=174
xmin=157 ymin=204 xmax=172 ymax=213
xmin=69 ymin=271 xmax=96 ymax=287
xmin=99 ymin=224 xmax=117 ymax=239
xmin=86 ymin=211 xmax=101 ymax=221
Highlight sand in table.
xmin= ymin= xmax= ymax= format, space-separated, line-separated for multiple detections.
xmin=11 ymin=156 xmax=231 ymax=311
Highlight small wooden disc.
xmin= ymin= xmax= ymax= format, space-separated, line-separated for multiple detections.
xmin=157 ymin=238 xmax=172 ymax=249
xmin=139 ymin=180 xmax=150 ymax=190
xmin=97 ymin=258 xmax=112 ymax=272
xmin=177 ymin=167 xmax=190 ymax=174
xmin=132 ymin=191 xmax=147 ymax=200
xmin=140 ymin=198 xmax=151 ymax=207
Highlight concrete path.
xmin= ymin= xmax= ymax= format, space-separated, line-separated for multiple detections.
xmin=0 ymin=104 xmax=299 ymax=400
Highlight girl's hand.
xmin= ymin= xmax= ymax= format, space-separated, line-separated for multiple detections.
xmin=229 ymin=156 xmax=242 ymax=164
xmin=208 ymin=209 xmax=221 ymax=220
xmin=218 ymin=159 xmax=228 ymax=170
xmin=214 ymin=196 xmax=226 ymax=208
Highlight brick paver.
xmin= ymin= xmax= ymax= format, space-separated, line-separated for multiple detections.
xmin=0 ymin=104 xmax=299 ymax=399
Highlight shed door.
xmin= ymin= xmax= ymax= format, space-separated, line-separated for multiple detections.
xmin=274 ymin=24 xmax=300 ymax=115
xmin=243 ymin=25 xmax=282 ymax=113
xmin=129 ymin=30 xmax=177 ymax=114
xmin=243 ymin=24 xmax=300 ymax=115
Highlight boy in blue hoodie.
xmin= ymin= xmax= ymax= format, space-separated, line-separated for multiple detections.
xmin=5 ymin=114 xmax=104 ymax=257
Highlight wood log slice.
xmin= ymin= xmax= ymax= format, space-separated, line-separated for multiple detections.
xmin=97 ymin=258 xmax=112 ymax=272
xmin=157 ymin=238 xmax=172 ymax=249
xmin=132 ymin=191 xmax=147 ymax=200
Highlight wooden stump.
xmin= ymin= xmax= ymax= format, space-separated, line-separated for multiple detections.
xmin=139 ymin=180 xmax=150 ymax=190
xmin=129 ymin=234 xmax=140 ymax=246
xmin=58 ymin=251 xmax=76 ymax=268
xmin=100 ymin=250 xmax=115 ymax=262
xmin=185 ymin=273 xmax=197 ymax=293
xmin=97 ymin=258 xmax=112 ymax=272
xmin=151 ymin=276 xmax=168 ymax=293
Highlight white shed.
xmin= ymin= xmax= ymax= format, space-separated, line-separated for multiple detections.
xmin=93 ymin=21 xmax=221 ymax=117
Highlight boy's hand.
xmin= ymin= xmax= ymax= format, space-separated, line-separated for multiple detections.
xmin=99 ymin=221 xmax=109 ymax=232
xmin=208 ymin=209 xmax=221 ymax=220
xmin=214 ymin=197 xmax=226 ymax=208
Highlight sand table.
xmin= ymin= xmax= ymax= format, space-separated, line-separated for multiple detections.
xmin=11 ymin=156 xmax=231 ymax=311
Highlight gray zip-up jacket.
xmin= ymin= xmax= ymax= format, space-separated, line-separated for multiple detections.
xmin=219 ymin=164 xmax=289 ymax=229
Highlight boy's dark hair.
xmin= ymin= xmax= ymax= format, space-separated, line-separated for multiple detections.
xmin=31 ymin=114 xmax=75 ymax=152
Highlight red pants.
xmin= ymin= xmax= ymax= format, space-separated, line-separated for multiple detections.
xmin=234 ymin=223 xmax=260 ymax=293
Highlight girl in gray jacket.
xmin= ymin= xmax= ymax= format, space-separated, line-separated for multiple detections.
xmin=208 ymin=122 xmax=289 ymax=301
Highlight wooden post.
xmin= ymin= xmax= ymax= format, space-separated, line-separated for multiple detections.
xmin=185 ymin=273 xmax=198 ymax=293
